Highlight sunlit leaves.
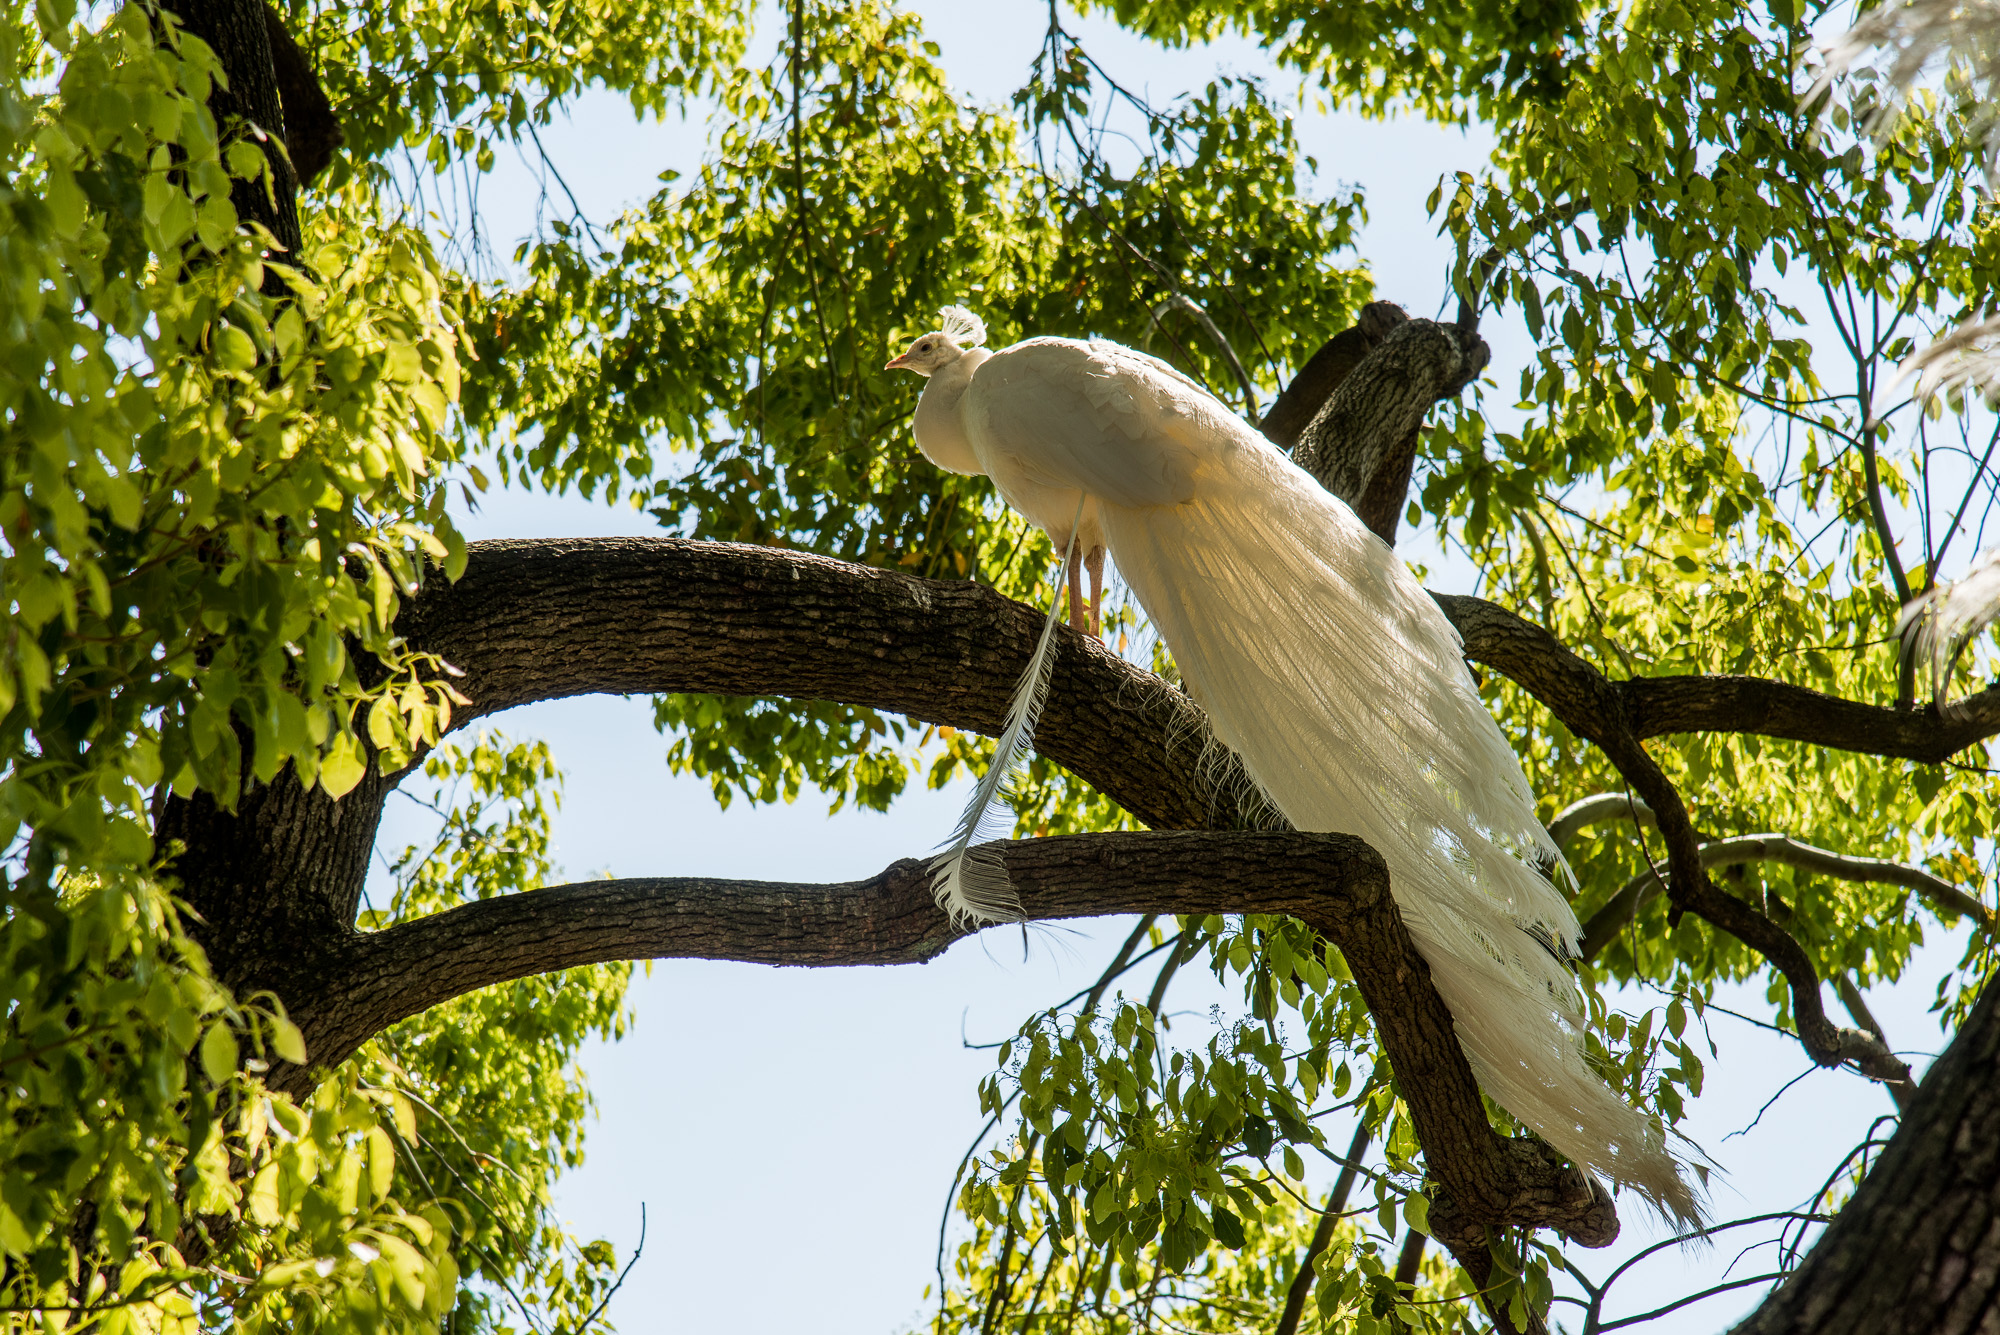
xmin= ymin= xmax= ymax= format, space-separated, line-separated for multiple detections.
xmin=0 ymin=870 xmax=457 ymax=1333
xmin=1 ymin=5 xmax=471 ymax=878
xmin=364 ymin=736 xmax=637 ymax=1334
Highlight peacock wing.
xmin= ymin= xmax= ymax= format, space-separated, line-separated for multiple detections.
xmin=964 ymin=338 xmax=1221 ymax=508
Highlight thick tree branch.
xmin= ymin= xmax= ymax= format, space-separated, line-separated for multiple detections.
xmin=403 ymin=543 xmax=2000 ymax=834
xmin=1260 ymin=302 xmax=1411 ymax=452
xmin=1292 ymin=315 xmax=1489 ymax=544
xmin=163 ymin=0 xmax=301 ymax=263
xmin=1439 ymin=591 xmax=2000 ymax=762
xmin=391 ymin=541 xmax=1989 ymax=1093
xmin=306 ymin=831 xmax=1619 ymax=1245
xmin=399 ymin=537 xmax=1273 ymax=838
xmin=260 ymin=4 xmax=342 ymax=185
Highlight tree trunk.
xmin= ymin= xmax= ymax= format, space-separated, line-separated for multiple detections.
xmin=1733 ymin=980 xmax=2000 ymax=1334
xmin=163 ymin=0 xmax=302 ymax=264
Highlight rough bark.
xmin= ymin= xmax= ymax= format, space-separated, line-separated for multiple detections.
xmin=1292 ymin=316 xmax=1490 ymax=543
xmin=1734 ymin=980 xmax=2000 ymax=1334
xmin=162 ymin=0 xmax=302 ymax=263
xmin=156 ymin=764 xmax=396 ymax=1006
xmin=153 ymin=536 xmax=2000 ymax=1265
xmin=399 ymin=537 xmax=1267 ymax=836
xmin=1260 ymin=301 xmax=1412 ymax=453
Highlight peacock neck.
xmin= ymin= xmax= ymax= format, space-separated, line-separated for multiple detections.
xmin=911 ymin=348 xmax=990 ymax=476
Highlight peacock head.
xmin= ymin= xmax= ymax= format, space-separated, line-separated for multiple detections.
xmin=884 ymin=305 xmax=987 ymax=377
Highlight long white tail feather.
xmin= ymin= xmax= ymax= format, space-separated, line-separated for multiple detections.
xmin=1102 ymin=441 xmax=1700 ymax=1225
xmin=929 ymin=519 xmax=1081 ymax=926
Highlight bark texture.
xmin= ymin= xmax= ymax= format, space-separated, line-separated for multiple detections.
xmin=302 ymin=830 xmax=1616 ymax=1243
xmin=155 ymin=535 xmax=2000 ymax=1279
xmin=1261 ymin=302 xmax=1413 ymax=453
xmin=163 ymin=0 xmax=302 ymax=261
xmin=261 ymin=4 xmax=342 ymax=184
xmin=1292 ymin=315 xmax=1490 ymax=543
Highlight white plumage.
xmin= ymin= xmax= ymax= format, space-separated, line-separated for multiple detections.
xmin=886 ymin=307 xmax=1696 ymax=1222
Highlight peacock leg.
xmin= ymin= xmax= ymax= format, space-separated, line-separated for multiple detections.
xmin=1086 ymin=546 xmax=1106 ymax=638
xmin=1065 ymin=544 xmax=1087 ymax=632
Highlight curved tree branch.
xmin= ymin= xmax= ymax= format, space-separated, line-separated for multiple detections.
xmin=403 ymin=542 xmax=2000 ymax=830
xmin=364 ymin=537 xmax=2000 ymax=1250
xmin=1578 ymin=833 xmax=1991 ymax=964
xmin=1438 ymin=591 xmax=2000 ymax=762
xmin=1428 ymin=591 xmax=1915 ymax=1088
xmin=398 ymin=536 xmax=1274 ymax=838
xmin=305 ymin=830 xmax=1620 ymax=1246
xmin=1553 ymin=791 xmax=1991 ymax=958
xmin=1549 ymin=792 xmax=1659 ymax=849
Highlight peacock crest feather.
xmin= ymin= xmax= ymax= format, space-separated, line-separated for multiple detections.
xmin=938 ymin=305 xmax=987 ymax=348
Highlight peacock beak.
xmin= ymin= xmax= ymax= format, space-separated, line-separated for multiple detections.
xmin=884 ymin=352 xmax=913 ymax=370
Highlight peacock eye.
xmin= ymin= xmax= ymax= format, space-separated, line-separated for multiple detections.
xmin=918 ymin=341 xmax=932 ymax=352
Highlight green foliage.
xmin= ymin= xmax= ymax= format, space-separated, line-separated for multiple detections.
xmin=1 ymin=0 xmax=470 ymax=884
xmin=1 ymin=730 xmax=619 ymax=1333
xmin=362 ymin=737 xmax=635 ymax=1335
xmin=932 ymin=914 xmax=1656 ymax=1331
xmin=0 ymin=867 xmax=457 ymax=1332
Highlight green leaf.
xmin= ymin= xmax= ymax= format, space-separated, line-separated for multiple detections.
xmin=1402 ymin=1191 xmax=1430 ymax=1237
xmin=271 ymin=1013 xmax=307 ymax=1065
xmin=1211 ymin=1204 xmax=1246 ymax=1249
xmin=320 ymin=732 xmax=367 ymax=798
xmin=200 ymin=1022 xmax=239 ymax=1087
xmin=213 ymin=324 xmax=258 ymax=371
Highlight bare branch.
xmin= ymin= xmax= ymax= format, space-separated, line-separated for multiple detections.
xmin=1435 ymin=590 xmax=2000 ymax=763
xmin=1577 ymin=832 xmax=1992 ymax=961
xmin=1549 ymin=793 xmax=1658 ymax=849
xmin=1147 ymin=294 xmax=1260 ymax=424
xmin=1833 ymin=974 xmax=1916 ymax=1111
xmin=1275 ymin=1121 xmax=1372 ymax=1335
